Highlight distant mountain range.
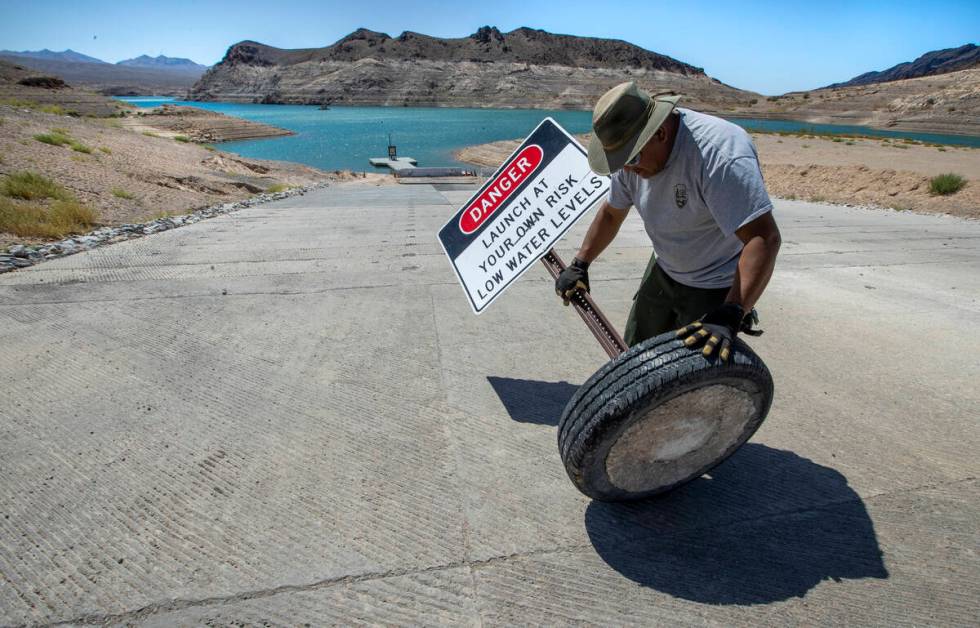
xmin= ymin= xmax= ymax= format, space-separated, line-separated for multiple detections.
xmin=827 ymin=43 xmax=979 ymax=88
xmin=0 ymin=48 xmax=107 ymax=64
xmin=0 ymin=49 xmax=207 ymax=70
xmin=116 ymin=54 xmax=208 ymax=71
xmin=0 ymin=49 xmax=208 ymax=96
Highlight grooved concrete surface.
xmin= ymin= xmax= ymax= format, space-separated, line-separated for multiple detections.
xmin=1 ymin=182 xmax=978 ymax=626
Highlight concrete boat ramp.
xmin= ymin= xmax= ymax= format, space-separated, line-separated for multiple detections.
xmin=1 ymin=181 xmax=978 ymax=625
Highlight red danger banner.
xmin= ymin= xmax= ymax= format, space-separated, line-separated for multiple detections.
xmin=459 ymin=145 xmax=543 ymax=234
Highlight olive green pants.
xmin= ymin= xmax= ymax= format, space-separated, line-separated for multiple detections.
xmin=623 ymin=253 xmax=730 ymax=347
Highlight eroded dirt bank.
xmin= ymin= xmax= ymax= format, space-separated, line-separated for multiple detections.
xmin=457 ymin=132 xmax=979 ymax=219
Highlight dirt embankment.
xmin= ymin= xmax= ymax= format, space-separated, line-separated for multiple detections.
xmin=743 ymin=68 xmax=980 ymax=137
xmin=0 ymin=59 xmax=126 ymax=117
xmin=121 ymin=105 xmax=295 ymax=143
xmin=456 ymin=131 xmax=980 ymax=219
xmin=0 ymin=105 xmax=386 ymax=249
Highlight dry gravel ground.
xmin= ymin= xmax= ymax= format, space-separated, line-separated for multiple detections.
xmin=0 ymin=105 xmax=389 ymax=249
xmin=457 ymin=131 xmax=980 ymax=219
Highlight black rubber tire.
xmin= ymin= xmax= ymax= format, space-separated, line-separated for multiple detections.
xmin=558 ymin=331 xmax=774 ymax=502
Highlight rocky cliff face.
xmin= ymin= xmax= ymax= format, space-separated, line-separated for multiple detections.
xmin=827 ymin=44 xmax=979 ymax=88
xmin=189 ymin=27 xmax=758 ymax=111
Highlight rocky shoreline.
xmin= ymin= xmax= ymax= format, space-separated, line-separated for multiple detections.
xmin=0 ymin=183 xmax=327 ymax=274
xmin=123 ymin=104 xmax=295 ymax=143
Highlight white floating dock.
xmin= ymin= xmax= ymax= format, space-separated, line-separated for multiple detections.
xmin=369 ymin=157 xmax=417 ymax=172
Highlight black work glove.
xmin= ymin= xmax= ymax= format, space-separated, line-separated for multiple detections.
xmin=555 ymin=257 xmax=590 ymax=306
xmin=676 ymin=303 xmax=762 ymax=362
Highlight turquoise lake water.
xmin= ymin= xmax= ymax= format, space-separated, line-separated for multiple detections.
xmin=120 ymin=97 xmax=980 ymax=172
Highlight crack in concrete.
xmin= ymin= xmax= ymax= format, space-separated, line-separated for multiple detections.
xmin=39 ymin=475 xmax=975 ymax=627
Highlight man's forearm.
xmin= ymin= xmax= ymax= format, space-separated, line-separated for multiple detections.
xmin=725 ymin=233 xmax=780 ymax=312
xmin=577 ymin=203 xmax=626 ymax=263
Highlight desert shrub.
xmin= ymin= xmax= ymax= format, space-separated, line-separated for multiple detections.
xmin=266 ymin=183 xmax=291 ymax=193
xmin=40 ymin=104 xmax=67 ymax=115
xmin=98 ymin=146 xmax=112 ymax=154
xmin=803 ymin=93 xmax=810 ymax=99
xmin=34 ymin=132 xmax=71 ymax=146
xmin=1 ymin=171 xmax=71 ymax=201
xmin=0 ymin=98 xmax=38 ymax=109
xmin=173 ymin=135 xmax=190 ymax=143
xmin=111 ymin=187 xmax=135 ymax=199
xmin=17 ymin=76 xmax=66 ymax=89
xmin=929 ymin=173 xmax=966 ymax=196
xmin=0 ymin=197 xmax=97 ymax=238
xmin=142 ymin=131 xmax=158 ymax=137
xmin=69 ymin=141 xmax=92 ymax=154
xmin=203 ymin=145 xmax=216 ymax=152
xmin=926 ymin=98 xmax=936 ymax=106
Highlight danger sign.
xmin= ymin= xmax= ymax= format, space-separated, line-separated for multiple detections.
xmin=438 ymin=118 xmax=610 ymax=314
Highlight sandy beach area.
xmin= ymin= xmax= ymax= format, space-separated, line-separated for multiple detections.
xmin=457 ymin=131 xmax=979 ymax=219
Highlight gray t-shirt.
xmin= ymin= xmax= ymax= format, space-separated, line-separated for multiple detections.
xmin=607 ymin=108 xmax=773 ymax=289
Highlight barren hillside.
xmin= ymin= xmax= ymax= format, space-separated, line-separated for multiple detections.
xmin=190 ymin=27 xmax=759 ymax=112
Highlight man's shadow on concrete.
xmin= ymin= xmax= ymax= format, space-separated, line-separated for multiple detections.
xmin=488 ymin=376 xmax=889 ymax=605
xmin=487 ymin=376 xmax=578 ymax=425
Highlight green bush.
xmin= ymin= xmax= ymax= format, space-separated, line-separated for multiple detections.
xmin=1 ymin=171 xmax=71 ymax=201
xmin=69 ymin=141 xmax=92 ymax=154
xmin=266 ymin=183 xmax=292 ymax=193
xmin=173 ymin=135 xmax=190 ymax=143
xmin=929 ymin=173 xmax=966 ymax=196
xmin=0 ymin=197 xmax=97 ymax=238
xmin=34 ymin=132 xmax=72 ymax=147
xmin=98 ymin=146 xmax=112 ymax=154
xmin=111 ymin=187 xmax=135 ymax=199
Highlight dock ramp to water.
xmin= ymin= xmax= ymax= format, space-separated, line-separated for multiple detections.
xmin=370 ymin=156 xmax=478 ymax=184
xmin=394 ymin=167 xmax=479 ymax=185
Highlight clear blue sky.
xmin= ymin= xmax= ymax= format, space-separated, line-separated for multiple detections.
xmin=0 ymin=0 xmax=977 ymax=95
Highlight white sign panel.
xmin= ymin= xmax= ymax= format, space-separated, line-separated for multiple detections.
xmin=438 ymin=118 xmax=610 ymax=314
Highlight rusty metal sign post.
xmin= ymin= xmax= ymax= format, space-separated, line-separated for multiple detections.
xmin=539 ymin=250 xmax=627 ymax=359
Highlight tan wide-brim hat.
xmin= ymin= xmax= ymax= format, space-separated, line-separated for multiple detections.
xmin=587 ymin=82 xmax=681 ymax=175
